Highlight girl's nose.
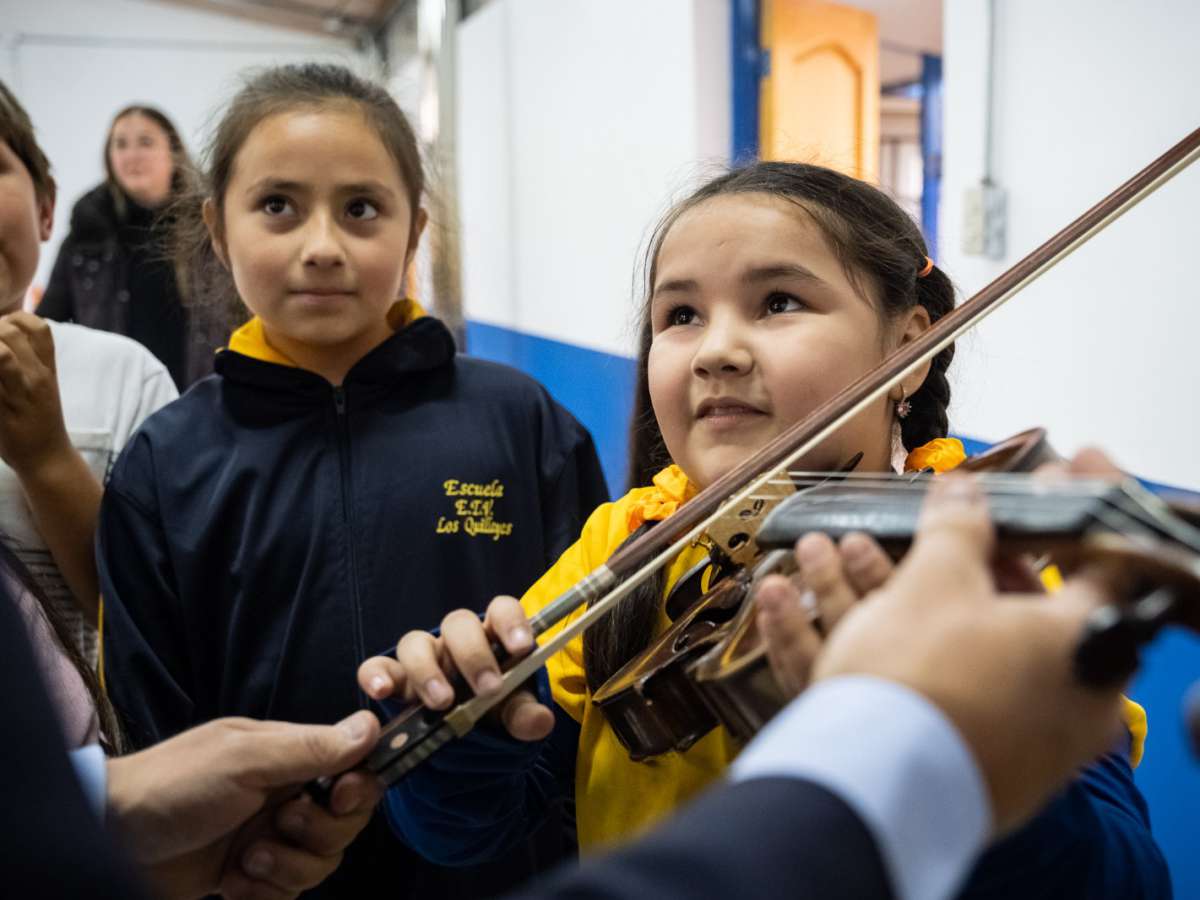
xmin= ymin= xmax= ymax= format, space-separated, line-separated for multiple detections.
xmin=692 ymin=316 xmax=754 ymax=377
xmin=301 ymin=212 xmax=346 ymax=268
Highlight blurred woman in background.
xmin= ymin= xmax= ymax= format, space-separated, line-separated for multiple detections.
xmin=39 ymin=105 xmax=208 ymax=388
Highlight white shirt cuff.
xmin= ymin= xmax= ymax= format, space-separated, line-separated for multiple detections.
xmin=69 ymin=743 xmax=107 ymax=819
xmin=731 ymin=675 xmax=991 ymax=900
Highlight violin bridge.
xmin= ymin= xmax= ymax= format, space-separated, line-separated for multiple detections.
xmin=703 ymin=478 xmax=797 ymax=568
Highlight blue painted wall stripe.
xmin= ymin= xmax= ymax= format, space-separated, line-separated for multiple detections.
xmin=730 ymin=0 xmax=761 ymax=163
xmin=465 ymin=320 xmax=635 ymax=498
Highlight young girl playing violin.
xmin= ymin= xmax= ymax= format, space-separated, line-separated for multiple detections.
xmin=360 ymin=161 xmax=1168 ymax=896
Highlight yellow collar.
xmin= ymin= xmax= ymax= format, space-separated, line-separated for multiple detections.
xmin=226 ymin=298 xmax=428 ymax=367
xmin=625 ymin=438 xmax=967 ymax=532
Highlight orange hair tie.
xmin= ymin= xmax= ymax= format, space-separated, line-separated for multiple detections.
xmin=918 ymin=256 xmax=935 ymax=278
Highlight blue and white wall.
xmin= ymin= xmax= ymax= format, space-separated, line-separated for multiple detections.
xmin=941 ymin=3 xmax=1200 ymax=893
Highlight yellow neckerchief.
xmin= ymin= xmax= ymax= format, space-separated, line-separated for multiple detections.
xmin=622 ymin=435 xmax=1147 ymax=766
xmin=225 ymin=298 xmax=427 ymax=366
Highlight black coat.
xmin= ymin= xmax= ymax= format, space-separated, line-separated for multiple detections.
xmin=99 ymin=315 xmax=610 ymax=897
xmin=0 ymin=575 xmax=150 ymax=899
xmin=39 ymin=184 xmax=196 ymax=388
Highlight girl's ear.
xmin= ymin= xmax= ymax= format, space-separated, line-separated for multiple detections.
xmin=404 ymin=207 xmax=429 ymax=268
xmin=201 ymin=198 xmax=230 ymax=269
xmin=897 ymin=303 xmax=933 ymax=395
xmin=36 ymin=185 xmax=56 ymax=242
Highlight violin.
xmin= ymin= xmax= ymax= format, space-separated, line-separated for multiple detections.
xmin=319 ymin=124 xmax=1200 ymax=794
xmin=592 ymin=428 xmax=1061 ymax=758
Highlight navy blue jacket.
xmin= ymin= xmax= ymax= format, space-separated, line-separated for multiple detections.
xmin=98 ymin=315 xmax=608 ymax=898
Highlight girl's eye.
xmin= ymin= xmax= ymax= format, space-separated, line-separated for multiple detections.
xmin=262 ymin=196 xmax=292 ymax=216
xmin=764 ymin=292 xmax=805 ymax=315
xmin=667 ymin=305 xmax=698 ymax=327
xmin=347 ymin=199 xmax=379 ymax=221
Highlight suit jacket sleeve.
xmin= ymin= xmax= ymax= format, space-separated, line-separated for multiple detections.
xmin=0 ymin=573 xmax=152 ymax=899
xmin=502 ymin=775 xmax=892 ymax=900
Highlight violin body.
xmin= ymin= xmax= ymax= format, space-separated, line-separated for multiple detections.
xmin=593 ymin=428 xmax=1063 ymax=758
xmin=592 ymin=568 xmax=752 ymax=759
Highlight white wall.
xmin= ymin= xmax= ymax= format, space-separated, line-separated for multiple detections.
xmin=456 ymin=0 xmax=731 ymax=358
xmin=1 ymin=0 xmax=364 ymax=289
xmin=941 ymin=0 xmax=1200 ymax=488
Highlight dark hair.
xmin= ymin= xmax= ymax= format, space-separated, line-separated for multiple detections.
xmin=103 ymin=104 xmax=191 ymax=217
xmin=173 ymin=63 xmax=424 ymax=331
xmin=0 ymin=540 xmax=124 ymax=754
xmin=0 ymin=80 xmax=56 ymax=204
xmin=587 ymin=160 xmax=957 ymax=694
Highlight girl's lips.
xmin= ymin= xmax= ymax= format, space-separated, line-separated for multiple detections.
xmin=288 ymin=291 xmax=356 ymax=306
xmin=696 ymin=405 xmax=769 ymax=431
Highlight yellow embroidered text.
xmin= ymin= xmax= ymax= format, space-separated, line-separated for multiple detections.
xmin=437 ymin=479 xmax=513 ymax=540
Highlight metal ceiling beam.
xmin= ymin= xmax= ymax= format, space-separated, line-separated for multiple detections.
xmin=147 ymin=0 xmax=373 ymax=42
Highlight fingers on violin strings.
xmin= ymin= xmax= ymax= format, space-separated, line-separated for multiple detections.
xmin=837 ymin=532 xmax=894 ymax=597
xmin=795 ymin=532 xmax=859 ymax=630
xmin=756 ymin=573 xmax=823 ymax=698
xmin=482 ymin=595 xmax=534 ymax=656
xmin=1067 ymin=446 xmax=1124 ymax=481
xmin=903 ymin=474 xmax=995 ymax=598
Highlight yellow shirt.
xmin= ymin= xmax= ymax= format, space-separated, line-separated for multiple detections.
xmin=521 ymin=481 xmax=740 ymax=851
xmin=521 ymin=444 xmax=1147 ymax=852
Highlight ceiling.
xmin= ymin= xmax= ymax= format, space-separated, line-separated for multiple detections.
xmin=151 ymin=0 xmax=941 ymax=82
xmin=150 ymin=0 xmax=407 ymax=40
xmin=850 ymin=0 xmax=943 ymax=85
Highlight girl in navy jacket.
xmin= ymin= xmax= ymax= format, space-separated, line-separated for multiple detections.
xmin=97 ymin=64 xmax=608 ymax=899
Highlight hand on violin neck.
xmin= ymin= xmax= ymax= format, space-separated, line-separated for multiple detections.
xmin=356 ymin=595 xmax=554 ymax=743
xmin=756 ymin=531 xmax=895 ymax=698
xmin=1033 ymin=446 xmax=1125 ymax=482
xmin=811 ymin=475 xmax=1126 ymax=836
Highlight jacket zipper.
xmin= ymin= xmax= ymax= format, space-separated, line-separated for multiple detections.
xmin=333 ymin=385 xmax=368 ymax=708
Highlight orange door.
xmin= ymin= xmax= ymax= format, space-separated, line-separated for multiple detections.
xmin=761 ymin=0 xmax=880 ymax=180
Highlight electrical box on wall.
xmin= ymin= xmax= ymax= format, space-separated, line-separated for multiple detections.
xmin=962 ymin=182 xmax=1007 ymax=259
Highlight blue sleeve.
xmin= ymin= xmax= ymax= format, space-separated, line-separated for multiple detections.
xmin=382 ymin=666 xmax=581 ymax=866
xmin=960 ymin=745 xmax=1171 ymax=899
